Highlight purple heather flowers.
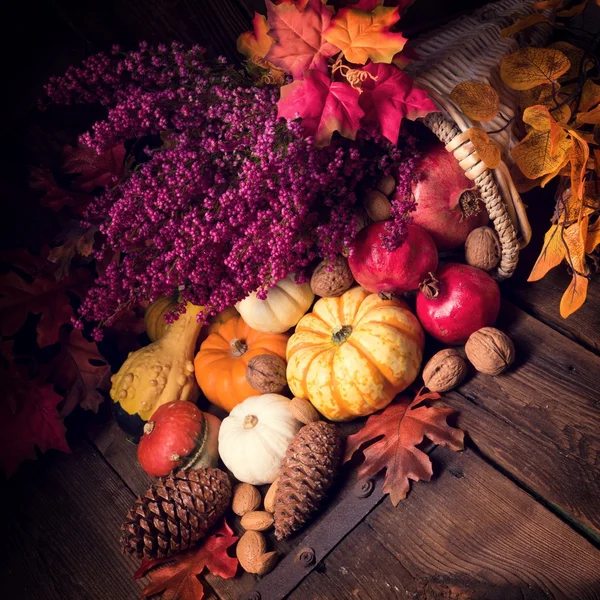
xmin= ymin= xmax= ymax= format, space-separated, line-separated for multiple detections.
xmin=44 ymin=42 xmax=419 ymax=337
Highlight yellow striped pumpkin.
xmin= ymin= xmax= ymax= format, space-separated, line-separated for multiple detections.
xmin=286 ymin=287 xmax=424 ymax=421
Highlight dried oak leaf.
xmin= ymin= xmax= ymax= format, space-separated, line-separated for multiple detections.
xmin=134 ymin=520 xmax=238 ymax=600
xmin=49 ymin=329 xmax=112 ymax=415
xmin=344 ymin=389 xmax=464 ymax=506
xmin=29 ymin=166 xmax=89 ymax=213
xmin=265 ymin=0 xmax=339 ymax=79
xmin=0 ymin=255 xmax=92 ymax=348
xmin=323 ymin=5 xmax=407 ymax=65
xmin=48 ymin=222 xmax=99 ymax=281
xmin=0 ymin=349 xmax=70 ymax=476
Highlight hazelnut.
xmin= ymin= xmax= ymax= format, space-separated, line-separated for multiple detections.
xmin=246 ymin=354 xmax=287 ymax=394
xmin=422 ymin=349 xmax=468 ymax=392
xmin=363 ymin=190 xmax=391 ymax=221
xmin=465 ymin=327 xmax=515 ymax=376
xmin=465 ymin=227 xmax=501 ymax=271
xmin=310 ymin=255 xmax=354 ymax=297
xmin=376 ymin=175 xmax=396 ymax=197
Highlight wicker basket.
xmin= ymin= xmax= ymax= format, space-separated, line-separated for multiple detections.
xmin=407 ymin=0 xmax=551 ymax=280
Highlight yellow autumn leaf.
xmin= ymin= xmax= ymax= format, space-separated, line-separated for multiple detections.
xmin=568 ymin=130 xmax=590 ymax=204
xmin=561 ymin=273 xmax=589 ymax=317
xmin=532 ymin=0 xmax=562 ymax=8
xmin=512 ymin=128 xmax=571 ymax=179
xmin=500 ymin=13 xmax=551 ymax=38
xmin=556 ymin=0 xmax=589 ymax=17
xmin=560 ymin=217 xmax=589 ymax=318
xmin=540 ymin=155 xmax=570 ymax=188
xmin=586 ymin=221 xmax=600 ymax=253
xmin=549 ymin=42 xmax=593 ymax=81
xmin=466 ymin=127 xmax=502 ymax=168
xmin=510 ymin=162 xmax=542 ymax=192
xmin=522 ymin=104 xmax=566 ymax=154
xmin=501 ymin=48 xmax=570 ymax=90
xmin=576 ymin=105 xmax=600 ymax=125
xmin=554 ymin=183 xmax=599 ymax=225
xmin=450 ymin=81 xmax=500 ymax=121
xmin=528 ymin=224 xmax=565 ymax=281
xmin=578 ymin=80 xmax=600 ymax=114
xmin=519 ymin=84 xmax=571 ymax=124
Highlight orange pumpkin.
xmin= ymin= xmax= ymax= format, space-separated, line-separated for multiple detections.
xmin=194 ymin=316 xmax=288 ymax=412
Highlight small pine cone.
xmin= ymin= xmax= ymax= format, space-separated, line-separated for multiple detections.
xmin=274 ymin=422 xmax=343 ymax=540
xmin=120 ymin=467 xmax=231 ymax=559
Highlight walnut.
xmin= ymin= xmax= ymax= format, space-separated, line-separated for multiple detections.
xmin=465 ymin=327 xmax=515 ymax=376
xmin=310 ymin=255 xmax=354 ymax=297
xmin=465 ymin=226 xmax=501 ymax=271
xmin=422 ymin=349 xmax=468 ymax=392
xmin=376 ymin=175 xmax=396 ymax=197
xmin=363 ymin=190 xmax=391 ymax=222
xmin=246 ymin=354 xmax=287 ymax=393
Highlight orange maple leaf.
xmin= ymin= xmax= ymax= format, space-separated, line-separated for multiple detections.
xmin=323 ymin=5 xmax=407 ymax=65
xmin=344 ymin=389 xmax=464 ymax=506
xmin=135 ymin=520 xmax=238 ymax=600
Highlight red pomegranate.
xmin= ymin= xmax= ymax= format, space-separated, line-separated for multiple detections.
xmin=137 ymin=401 xmax=221 ymax=477
xmin=416 ymin=263 xmax=500 ymax=345
xmin=349 ymin=221 xmax=438 ymax=295
xmin=410 ymin=144 xmax=489 ymax=250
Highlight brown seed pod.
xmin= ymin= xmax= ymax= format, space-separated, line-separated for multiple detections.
xmin=465 ymin=327 xmax=515 ymax=376
xmin=232 ymin=483 xmax=262 ymax=516
xmin=310 ymin=255 xmax=354 ymax=297
xmin=289 ymin=397 xmax=320 ymax=424
xmin=363 ymin=190 xmax=391 ymax=222
xmin=422 ymin=349 xmax=468 ymax=392
xmin=464 ymin=226 xmax=501 ymax=271
xmin=246 ymin=354 xmax=287 ymax=394
xmin=376 ymin=175 xmax=396 ymax=197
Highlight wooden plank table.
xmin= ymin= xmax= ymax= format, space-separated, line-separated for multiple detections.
xmin=1 ymin=1 xmax=600 ymax=598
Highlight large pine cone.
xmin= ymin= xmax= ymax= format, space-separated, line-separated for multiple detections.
xmin=121 ymin=467 xmax=231 ymax=559
xmin=274 ymin=421 xmax=343 ymax=540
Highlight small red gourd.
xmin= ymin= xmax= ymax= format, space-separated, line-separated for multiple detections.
xmin=348 ymin=222 xmax=438 ymax=295
xmin=416 ymin=263 xmax=500 ymax=345
xmin=137 ymin=401 xmax=221 ymax=477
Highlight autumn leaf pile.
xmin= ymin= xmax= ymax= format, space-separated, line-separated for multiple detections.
xmin=0 ymin=144 xmax=144 ymax=476
xmin=238 ymin=0 xmax=435 ymax=147
xmin=448 ymin=0 xmax=600 ymax=317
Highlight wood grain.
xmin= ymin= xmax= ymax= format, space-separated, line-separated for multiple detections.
xmin=366 ymin=447 xmax=600 ymax=600
xmin=457 ymin=303 xmax=600 ymax=469
xmin=447 ymin=391 xmax=600 ymax=540
xmin=0 ymin=439 xmax=143 ymax=600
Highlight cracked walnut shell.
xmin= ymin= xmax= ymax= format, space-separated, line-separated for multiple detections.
xmin=465 ymin=327 xmax=515 ymax=376
xmin=310 ymin=255 xmax=354 ymax=297
xmin=422 ymin=349 xmax=468 ymax=392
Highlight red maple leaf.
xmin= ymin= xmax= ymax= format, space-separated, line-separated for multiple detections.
xmin=29 ymin=166 xmax=89 ymax=213
xmin=344 ymin=389 xmax=464 ymax=505
xmin=49 ymin=329 xmax=112 ymax=415
xmin=0 ymin=253 xmax=92 ymax=347
xmin=278 ymin=69 xmax=363 ymax=147
xmin=358 ymin=63 xmax=436 ymax=144
xmin=0 ymin=346 xmax=70 ymax=476
xmin=134 ymin=520 xmax=238 ymax=600
xmin=62 ymin=143 xmax=126 ymax=193
xmin=265 ymin=0 xmax=340 ymax=79
xmin=273 ymin=0 xmax=309 ymax=10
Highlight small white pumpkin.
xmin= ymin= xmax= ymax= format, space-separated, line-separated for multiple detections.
xmin=236 ymin=274 xmax=314 ymax=334
xmin=218 ymin=394 xmax=301 ymax=485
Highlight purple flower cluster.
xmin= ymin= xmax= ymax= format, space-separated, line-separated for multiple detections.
xmin=44 ymin=43 xmax=418 ymax=338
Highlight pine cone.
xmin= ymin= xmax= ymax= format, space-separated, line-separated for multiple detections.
xmin=120 ymin=467 xmax=231 ymax=559
xmin=274 ymin=422 xmax=343 ymax=540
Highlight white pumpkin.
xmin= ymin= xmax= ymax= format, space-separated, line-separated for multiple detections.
xmin=236 ymin=274 xmax=314 ymax=334
xmin=218 ymin=394 xmax=302 ymax=485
